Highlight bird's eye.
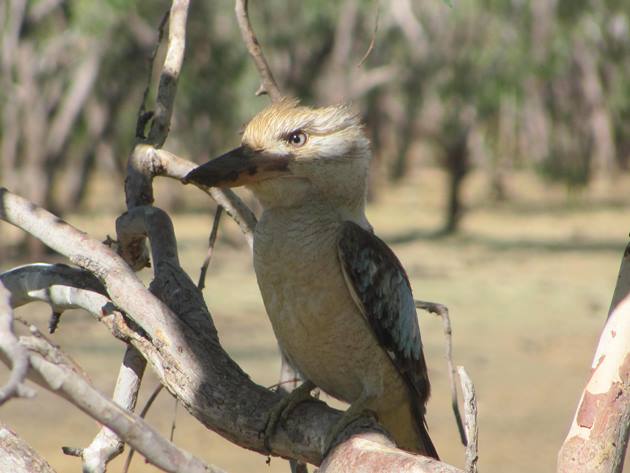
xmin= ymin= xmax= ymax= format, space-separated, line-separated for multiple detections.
xmin=286 ymin=131 xmax=307 ymax=147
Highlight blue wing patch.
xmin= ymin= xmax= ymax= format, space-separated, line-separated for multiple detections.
xmin=337 ymin=221 xmax=430 ymax=405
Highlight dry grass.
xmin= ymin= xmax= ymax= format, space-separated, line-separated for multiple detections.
xmin=1 ymin=167 xmax=629 ymax=472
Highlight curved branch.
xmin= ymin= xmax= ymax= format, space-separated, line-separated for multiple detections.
xmin=0 ymin=190 xmax=465 ymax=472
xmin=234 ymin=0 xmax=282 ymax=101
xmin=143 ymin=146 xmax=256 ymax=247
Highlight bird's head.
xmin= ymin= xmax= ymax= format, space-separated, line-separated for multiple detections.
xmin=185 ymin=99 xmax=371 ymax=211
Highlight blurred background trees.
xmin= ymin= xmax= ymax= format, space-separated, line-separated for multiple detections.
xmin=1 ymin=0 xmax=629 ymax=249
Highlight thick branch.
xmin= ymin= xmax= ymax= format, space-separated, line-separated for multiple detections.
xmin=0 ymin=191 xmax=465 ymax=472
xmin=557 ymin=242 xmax=630 ymax=473
xmin=320 ymin=432 xmax=462 ymax=473
xmin=0 ymin=421 xmax=57 ymax=473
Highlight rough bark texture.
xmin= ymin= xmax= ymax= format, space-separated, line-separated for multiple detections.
xmin=320 ymin=433 xmax=462 ymax=473
xmin=0 ymin=423 xmax=57 ymax=473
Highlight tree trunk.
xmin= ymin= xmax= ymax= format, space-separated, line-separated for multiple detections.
xmin=442 ymin=131 xmax=469 ymax=234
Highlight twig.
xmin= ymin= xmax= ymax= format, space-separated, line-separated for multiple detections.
xmin=122 ymin=383 xmax=164 ymax=473
xmin=234 ymin=0 xmax=282 ymax=101
xmin=170 ymin=398 xmax=179 ymax=441
xmin=198 ymin=206 xmax=223 ymax=290
xmin=0 ymin=281 xmax=36 ymax=405
xmin=457 ymin=367 xmax=478 ymax=473
xmin=136 ymin=9 xmax=170 ymax=139
xmin=415 ymin=300 xmax=466 ymax=445
xmin=356 ymin=0 xmax=380 ymax=67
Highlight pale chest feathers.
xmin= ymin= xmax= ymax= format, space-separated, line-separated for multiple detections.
xmin=253 ymin=207 xmax=349 ymax=330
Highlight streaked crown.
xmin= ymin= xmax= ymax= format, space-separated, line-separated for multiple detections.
xmin=242 ymin=98 xmax=370 ymax=161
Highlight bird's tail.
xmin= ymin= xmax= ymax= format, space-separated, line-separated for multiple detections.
xmin=378 ymin=402 xmax=439 ymax=460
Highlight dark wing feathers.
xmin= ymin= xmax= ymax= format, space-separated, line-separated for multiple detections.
xmin=337 ymin=221 xmax=430 ymax=404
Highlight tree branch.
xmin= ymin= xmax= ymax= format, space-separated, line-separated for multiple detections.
xmin=557 ymin=241 xmax=630 ymax=473
xmin=0 ymin=280 xmax=36 ymax=404
xmin=457 ymin=367 xmax=478 ymax=473
xmin=198 ymin=205 xmax=223 ymax=290
xmin=234 ymin=0 xmax=283 ymax=101
xmin=15 ymin=322 xmax=226 ymax=473
xmin=416 ymin=300 xmax=467 ymax=445
xmin=0 ymin=421 xmax=57 ymax=473
xmin=146 ymin=0 xmax=190 ymax=148
xmin=0 ymin=189 xmax=465 ymax=472
xmin=80 ymin=346 xmax=146 ymax=473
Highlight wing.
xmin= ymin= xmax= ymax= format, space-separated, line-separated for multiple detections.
xmin=337 ymin=221 xmax=430 ymax=406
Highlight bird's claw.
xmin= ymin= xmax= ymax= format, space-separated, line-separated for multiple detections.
xmin=261 ymin=381 xmax=317 ymax=453
xmin=322 ymin=408 xmax=378 ymax=458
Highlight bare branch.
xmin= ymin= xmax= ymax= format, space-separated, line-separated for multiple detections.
xmin=146 ymin=0 xmax=190 ymax=147
xmin=356 ymin=0 xmax=380 ymax=67
xmin=320 ymin=431 xmax=463 ymax=473
xmin=415 ymin=300 xmax=466 ymax=445
xmin=151 ymin=146 xmax=256 ymax=247
xmin=0 ymin=281 xmax=36 ymax=404
xmin=80 ymin=346 xmax=147 ymax=473
xmin=122 ymin=383 xmax=164 ymax=473
xmin=457 ymin=367 xmax=478 ymax=473
xmin=136 ymin=9 xmax=170 ymax=140
xmin=234 ymin=0 xmax=283 ymax=101
xmin=557 ymin=241 xmax=630 ymax=473
xmin=0 ymin=421 xmax=57 ymax=473
xmin=15 ymin=324 xmax=226 ymax=473
xmin=0 ymin=192 xmax=465 ymax=471
xmin=198 ymin=205 xmax=223 ymax=290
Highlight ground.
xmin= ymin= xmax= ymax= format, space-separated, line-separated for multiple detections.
xmin=1 ymin=167 xmax=628 ymax=472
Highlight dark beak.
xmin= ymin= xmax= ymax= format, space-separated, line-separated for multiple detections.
xmin=184 ymin=146 xmax=291 ymax=188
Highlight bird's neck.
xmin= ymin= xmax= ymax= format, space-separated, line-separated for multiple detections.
xmin=249 ymin=178 xmax=369 ymax=227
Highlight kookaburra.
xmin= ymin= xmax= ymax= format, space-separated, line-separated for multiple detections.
xmin=186 ymin=99 xmax=438 ymax=459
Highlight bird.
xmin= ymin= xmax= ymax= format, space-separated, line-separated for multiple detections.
xmin=185 ymin=98 xmax=438 ymax=459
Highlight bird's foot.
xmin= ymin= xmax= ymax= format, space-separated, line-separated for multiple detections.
xmin=262 ymin=380 xmax=318 ymax=452
xmin=323 ymin=406 xmax=377 ymax=457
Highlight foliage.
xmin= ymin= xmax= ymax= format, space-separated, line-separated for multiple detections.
xmin=1 ymin=0 xmax=629 ymax=232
